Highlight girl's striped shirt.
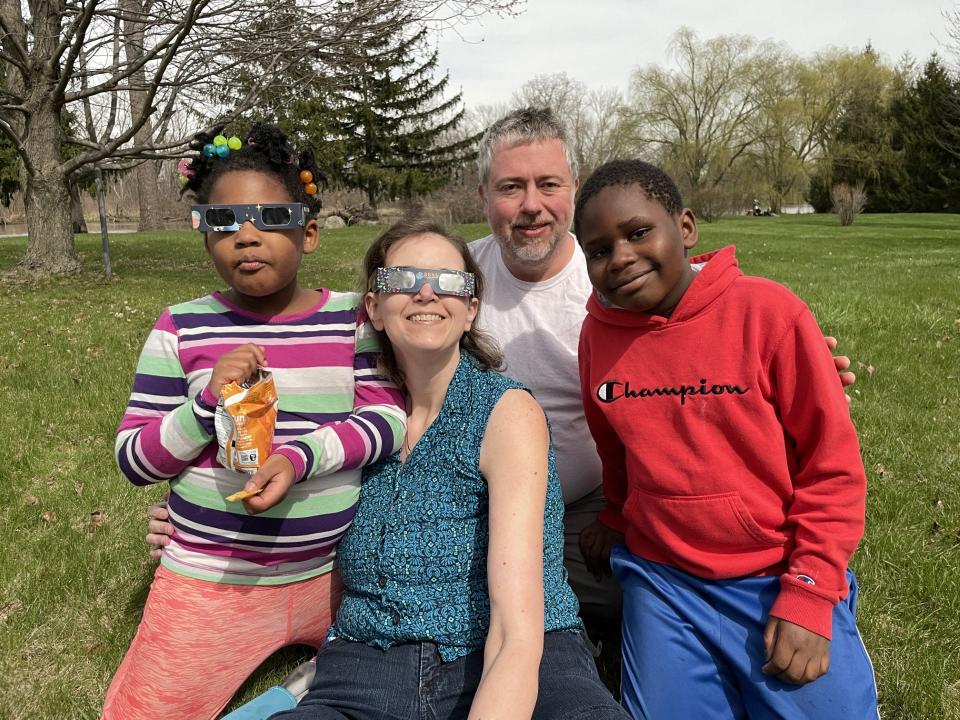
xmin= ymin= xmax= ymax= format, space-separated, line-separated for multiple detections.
xmin=116 ymin=290 xmax=406 ymax=585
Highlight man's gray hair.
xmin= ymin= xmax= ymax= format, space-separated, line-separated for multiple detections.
xmin=476 ymin=106 xmax=578 ymax=186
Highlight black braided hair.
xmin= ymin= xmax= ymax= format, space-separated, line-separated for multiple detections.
xmin=179 ymin=122 xmax=326 ymax=215
xmin=574 ymin=159 xmax=684 ymax=238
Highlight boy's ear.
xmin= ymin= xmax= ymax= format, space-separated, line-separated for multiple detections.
xmin=679 ymin=208 xmax=698 ymax=253
xmin=302 ymin=219 xmax=320 ymax=255
xmin=363 ymin=291 xmax=384 ymax=331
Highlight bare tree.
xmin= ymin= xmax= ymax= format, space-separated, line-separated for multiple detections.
xmin=625 ymin=27 xmax=778 ymax=218
xmin=511 ymin=72 xmax=631 ymax=176
xmin=940 ymin=4 xmax=960 ymax=159
xmin=0 ymin=0 xmax=521 ymax=275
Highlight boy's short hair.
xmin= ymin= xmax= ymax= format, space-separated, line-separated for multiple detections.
xmin=574 ymin=159 xmax=684 ymax=237
xmin=477 ymin=106 xmax=578 ymax=186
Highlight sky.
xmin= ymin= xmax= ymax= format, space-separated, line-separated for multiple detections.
xmin=435 ymin=0 xmax=957 ymax=108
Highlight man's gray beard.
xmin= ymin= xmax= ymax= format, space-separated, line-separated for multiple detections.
xmin=494 ymin=229 xmax=566 ymax=266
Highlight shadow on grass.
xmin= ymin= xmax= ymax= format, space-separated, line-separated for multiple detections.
xmin=222 ymin=644 xmax=317 ymax=714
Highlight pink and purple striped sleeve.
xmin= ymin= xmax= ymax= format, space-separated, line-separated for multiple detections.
xmin=273 ymin=317 xmax=406 ymax=481
xmin=114 ymin=310 xmax=218 ymax=486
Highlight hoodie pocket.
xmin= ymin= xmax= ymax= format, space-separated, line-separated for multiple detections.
xmin=625 ymin=487 xmax=785 ymax=552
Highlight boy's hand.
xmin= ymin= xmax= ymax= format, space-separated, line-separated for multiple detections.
xmin=206 ymin=343 xmax=267 ymax=398
xmin=762 ymin=617 xmax=830 ymax=685
xmin=240 ymin=454 xmax=297 ymax=515
xmin=824 ymin=336 xmax=856 ymax=399
xmin=579 ymin=520 xmax=625 ymax=581
xmin=146 ymin=500 xmax=174 ymax=560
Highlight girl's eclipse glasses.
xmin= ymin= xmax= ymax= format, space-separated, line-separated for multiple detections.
xmin=192 ymin=203 xmax=309 ymax=232
xmin=374 ymin=266 xmax=476 ymax=297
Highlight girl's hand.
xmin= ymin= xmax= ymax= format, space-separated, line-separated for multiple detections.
xmin=762 ymin=617 xmax=830 ymax=684
xmin=241 ymin=454 xmax=297 ymax=515
xmin=206 ymin=343 xmax=267 ymax=398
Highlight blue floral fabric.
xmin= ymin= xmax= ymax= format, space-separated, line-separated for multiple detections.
xmin=332 ymin=353 xmax=581 ymax=661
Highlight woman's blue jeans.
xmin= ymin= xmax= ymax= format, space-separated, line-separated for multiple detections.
xmin=269 ymin=630 xmax=628 ymax=719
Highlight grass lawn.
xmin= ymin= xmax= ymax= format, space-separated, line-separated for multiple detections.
xmin=1 ymin=213 xmax=958 ymax=719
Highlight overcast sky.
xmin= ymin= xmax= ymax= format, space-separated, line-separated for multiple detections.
xmin=435 ymin=0 xmax=956 ymax=108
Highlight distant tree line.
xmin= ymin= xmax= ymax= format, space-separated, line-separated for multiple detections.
xmin=482 ymin=26 xmax=960 ymax=220
xmin=3 ymin=7 xmax=958 ymax=276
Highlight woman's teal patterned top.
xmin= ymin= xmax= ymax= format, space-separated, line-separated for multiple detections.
xmin=332 ymin=352 xmax=581 ymax=661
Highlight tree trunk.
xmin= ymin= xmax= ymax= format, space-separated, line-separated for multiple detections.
xmin=20 ymin=169 xmax=81 ymax=274
xmin=69 ymin=180 xmax=89 ymax=233
xmin=134 ymin=160 xmax=163 ymax=230
xmin=18 ymin=95 xmax=81 ymax=274
xmin=123 ymin=0 xmax=163 ymax=230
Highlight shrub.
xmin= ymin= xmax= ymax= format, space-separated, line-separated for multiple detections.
xmin=830 ymin=182 xmax=868 ymax=226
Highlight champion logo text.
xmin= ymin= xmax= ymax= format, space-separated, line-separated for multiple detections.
xmin=596 ymin=379 xmax=750 ymax=405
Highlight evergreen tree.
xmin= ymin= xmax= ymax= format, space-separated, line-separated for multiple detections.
xmin=882 ymin=55 xmax=960 ymax=212
xmin=271 ymin=9 xmax=479 ymax=208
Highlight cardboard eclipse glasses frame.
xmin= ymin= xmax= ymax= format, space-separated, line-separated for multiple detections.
xmin=374 ymin=266 xmax=476 ymax=297
xmin=192 ymin=203 xmax=309 ymax=232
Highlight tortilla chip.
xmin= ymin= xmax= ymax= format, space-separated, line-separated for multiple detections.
xmin=225 ymin=487 xmax=263 ymax=503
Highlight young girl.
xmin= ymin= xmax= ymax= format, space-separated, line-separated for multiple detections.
xmin=102 ymin=124 xmax=406 ymax=720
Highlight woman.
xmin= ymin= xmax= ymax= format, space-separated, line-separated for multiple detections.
xmin=273 ymin=219 xmax=627 ymax=719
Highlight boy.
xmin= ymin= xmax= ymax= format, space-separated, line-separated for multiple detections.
xmin=575 ymin=159 xmax=878 ymax=719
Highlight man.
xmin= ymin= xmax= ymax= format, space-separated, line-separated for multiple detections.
xmin=469 ymin=107 xmax=622 ymax=628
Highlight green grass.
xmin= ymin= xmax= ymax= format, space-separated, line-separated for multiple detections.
xmin=1 ymin=213 xmax=958 ymax=718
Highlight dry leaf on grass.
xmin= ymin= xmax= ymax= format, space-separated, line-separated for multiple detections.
xmin=875 ymin=463 xmax=887 ymax=477
xmin=25 ymin=495 xmax=38 ymax=506
xmin=41 ymin=511 xmax=56 ymax=524
xmin=88 ymin=511 xmax=105 ymax=531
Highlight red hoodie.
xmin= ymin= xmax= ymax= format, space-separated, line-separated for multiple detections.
xmin=578 ymin=245 xmax=866 ymax=639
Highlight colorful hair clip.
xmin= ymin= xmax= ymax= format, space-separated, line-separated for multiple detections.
xmin=299 ymin=170 xmax=318 ymax=196
xmin=178 ymin=158 xmax=195 ymax=186
xmin=202 ymin=134 xmax=242 ymax=160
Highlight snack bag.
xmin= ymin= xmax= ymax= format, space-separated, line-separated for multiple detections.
xmin=215 ymin=369 xmax=278 ymax=476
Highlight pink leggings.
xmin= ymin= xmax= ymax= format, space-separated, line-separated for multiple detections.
xmin=101 ymin=565 xmax=342 ymax=720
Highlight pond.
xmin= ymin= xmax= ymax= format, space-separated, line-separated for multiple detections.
xmin=0 ymin=222 xmax=140 ymax=239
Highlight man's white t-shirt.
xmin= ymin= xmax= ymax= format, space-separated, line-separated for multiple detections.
xmin=469 ymin=234 xmax=602 ymax=505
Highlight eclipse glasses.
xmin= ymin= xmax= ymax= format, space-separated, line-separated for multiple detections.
xmin=191 ymin=203 xmax=309 ymax=232
xmin=374 ymin=266 xmax=476 ymax=297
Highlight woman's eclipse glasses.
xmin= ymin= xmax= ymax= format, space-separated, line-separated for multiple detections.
xmin=374 ymin=267 xmax=476 ymax=297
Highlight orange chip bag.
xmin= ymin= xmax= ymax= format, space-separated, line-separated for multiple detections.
xmin=215 ymin=369 xmax=278 ymax=475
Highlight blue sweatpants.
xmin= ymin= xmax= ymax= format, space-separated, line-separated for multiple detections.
xmin=612 ymin=547 xmax=879 ymax=720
